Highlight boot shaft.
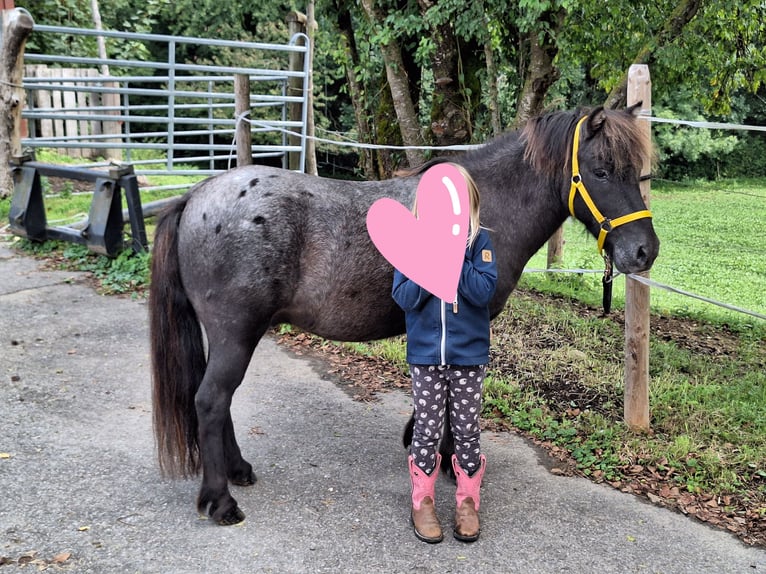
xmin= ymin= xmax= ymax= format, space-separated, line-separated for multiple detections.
xmin=452 ymin=453 xmax=486 ymax=510
xmin=408 ymin=453 xmax=441 ymax=511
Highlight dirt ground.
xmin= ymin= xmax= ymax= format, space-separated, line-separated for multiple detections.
xmin=274 ymin=290 xmax=766 ymax=548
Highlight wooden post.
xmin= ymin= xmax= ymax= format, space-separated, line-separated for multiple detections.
xmin=286 ymin=11 xmax=306 ymax=172
xmin=305 ymin=0 xmax=317 ymax=175
xmin=624 ymin=64 xmax=652 ymax=431
xmin=546 ymin=226 xmax=564 ymax=268
xmin=234 ymin=74 xmax=252 ymax=167
xmin=0 ymin=8 xmax=33 ymax=199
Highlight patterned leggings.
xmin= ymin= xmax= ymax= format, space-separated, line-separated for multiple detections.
xmin=410 ymin=364 xmax=486 ymax=476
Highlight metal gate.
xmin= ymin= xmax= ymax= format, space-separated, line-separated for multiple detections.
xmin=21 ymin=24 xmax=311 ymax=182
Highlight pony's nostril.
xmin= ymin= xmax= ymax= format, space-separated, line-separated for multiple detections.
xmin=637 ymin=245 xmax=647 ymax=263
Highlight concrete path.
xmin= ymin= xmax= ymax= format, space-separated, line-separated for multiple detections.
xmin=1 ymin=243 xmax=764 ymax=573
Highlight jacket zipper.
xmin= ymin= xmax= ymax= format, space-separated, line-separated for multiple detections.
xmin=440 ymin=300 xmax=447 ymax=365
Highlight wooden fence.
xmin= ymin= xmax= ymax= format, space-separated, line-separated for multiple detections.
xmin=24 ymin=65 xmax=122 ymax=160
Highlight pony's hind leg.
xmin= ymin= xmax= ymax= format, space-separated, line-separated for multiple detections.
xmin=224 ymin=412 xmax=256 ymax=486
xmin=195 ymin=333 xmax=261 ymax=525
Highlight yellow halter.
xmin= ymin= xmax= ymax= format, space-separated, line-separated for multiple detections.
xmin=568 ymin=116 xmax=653 ymax=254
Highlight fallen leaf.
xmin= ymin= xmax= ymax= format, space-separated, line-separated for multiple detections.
xmin=646 ymin=492 xmax=662 ymax=504
xmin=17 ymin=552 xmax=37 ymax=565
xmin=0 ymin=453 xmax=11 ymax=459
xmin=77 ymin=525 xmax=90 ymax=532
xmin=53 ymin=552 xmax=71 ymax=563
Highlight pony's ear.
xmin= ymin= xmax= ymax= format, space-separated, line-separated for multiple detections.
xmin=626 ymin=101 xmax=643 ymax=116
xmin=587 ymin=106 xmax=607 ymax=135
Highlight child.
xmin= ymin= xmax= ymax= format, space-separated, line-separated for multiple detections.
xmin=392 ymin=163 xmax=498 ymax=543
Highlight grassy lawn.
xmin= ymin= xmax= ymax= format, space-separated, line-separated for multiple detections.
xmin=522 ymin=178 xmax=766 ymax=329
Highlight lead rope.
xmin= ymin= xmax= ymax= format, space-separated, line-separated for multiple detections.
xmin=602 ymin=253 xmax=613 ymax=315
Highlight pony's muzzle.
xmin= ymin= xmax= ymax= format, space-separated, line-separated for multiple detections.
xmin=609 ymin=224 xmax=660 ymax=274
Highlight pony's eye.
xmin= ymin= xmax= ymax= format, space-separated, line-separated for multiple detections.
xmin=593 ymin=168 xmax=609 ymax=179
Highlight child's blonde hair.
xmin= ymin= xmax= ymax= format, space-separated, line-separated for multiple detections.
xmin=411 ymin=163 xmax=482 ymax=248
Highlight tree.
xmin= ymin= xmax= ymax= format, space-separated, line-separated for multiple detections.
xmin=604 ymin=0 xmax=703 ymax=109
xmin=358 ymin=0 xmax=425 ymax=167
xmin=1 ymin=9 xmax=34 ymax=199
xmin=512 ymin=0 xmax=568 ymax=124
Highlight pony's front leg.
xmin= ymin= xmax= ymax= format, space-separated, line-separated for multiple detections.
xmin=195 ymin=343 xmax=254 ymax=525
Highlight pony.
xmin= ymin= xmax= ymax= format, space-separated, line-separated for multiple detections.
xmin=149 ymin=105 xmax=660 ymax=525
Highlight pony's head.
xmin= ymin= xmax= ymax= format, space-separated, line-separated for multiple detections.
xmin=525 ymin=105 xmax=660 ymax=274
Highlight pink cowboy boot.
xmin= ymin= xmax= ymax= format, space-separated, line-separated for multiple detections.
xmin=452 ymin=453 xmax=486 ymax=542
xmin=408 ymin=454 xmax=443 ymax=543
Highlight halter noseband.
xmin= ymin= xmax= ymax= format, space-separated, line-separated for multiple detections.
xmin=568 ymin=115 xmax=653 ymax=254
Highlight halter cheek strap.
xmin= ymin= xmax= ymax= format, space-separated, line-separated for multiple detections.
xmin=568 ymin=115 xmax=653 ymax=254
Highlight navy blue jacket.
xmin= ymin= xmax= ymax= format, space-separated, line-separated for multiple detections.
xmin=392 ymin=228 xmax=498 ymax=366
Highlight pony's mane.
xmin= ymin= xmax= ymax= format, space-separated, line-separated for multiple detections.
xmin=522 ymin=107 xmax=651 ymax=178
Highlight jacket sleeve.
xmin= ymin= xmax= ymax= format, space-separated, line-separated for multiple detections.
xmin=392 ymin=268 xmax=432 ymax=311
xmin=458 ymin=229 xmax=498 ymax=307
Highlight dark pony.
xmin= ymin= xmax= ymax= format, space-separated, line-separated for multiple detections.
xmin=150 ymin=105 xmax=659 ymax=525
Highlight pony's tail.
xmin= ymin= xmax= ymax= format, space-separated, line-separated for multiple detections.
xmin=149 ymin=195 xmax=206 ymax=478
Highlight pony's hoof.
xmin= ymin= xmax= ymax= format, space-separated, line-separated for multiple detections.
xmin=216 ymin=505 xmax=246 ymax=526
xmin=230 ymin=471 xmax=257 ymax=487
xmin=198 ymin=489 xmax=245 ymax=525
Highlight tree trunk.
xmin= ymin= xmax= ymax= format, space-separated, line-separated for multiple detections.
xmin=334 ymin=3 xmax=376 ymax=179
xmin=605 ymin=0 xmax=702 ymax=109
xmin=371 ymin=76 xmax=400 ymax=179
xmin=359 ymin=0 xmax=425 ymax=168
xmin=420 ymin=0 xmax=471 ymax=150
xmin=0 ymin=9 xmax=34 ymax=199
xmin=90 ymin=0 xmax=109 ymax=76
xmin=514 ymin=8 xmax=564 ymax=125
xmin=512 ymin=7 xmax=565 ymax=267
xmin=484 ymin=38 xmax=501 ymax=137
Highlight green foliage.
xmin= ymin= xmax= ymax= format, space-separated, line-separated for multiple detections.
xmin=653 ymin=104 xmax=739 ymax=181
xmin=14 ymin=0 xmax=766 ymax=180
xmin=13 ymin=240 xmax=150 ymax=295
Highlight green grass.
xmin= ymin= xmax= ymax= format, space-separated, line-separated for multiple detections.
xmin=485 ymin=290 xmax=765 ymax=495
xmin=523 ymin=178 xmax=766 ymax=331
xmin=0 ymin=150 xmax=191 ymax=294
xmin=7 ymin=239 xmax=151 ymax=296
xmin=486 ymin=179 xmax=766 ymax=506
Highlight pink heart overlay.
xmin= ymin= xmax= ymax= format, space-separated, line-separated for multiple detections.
xmin=366 ymin=163 xmax=469 ymax=302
